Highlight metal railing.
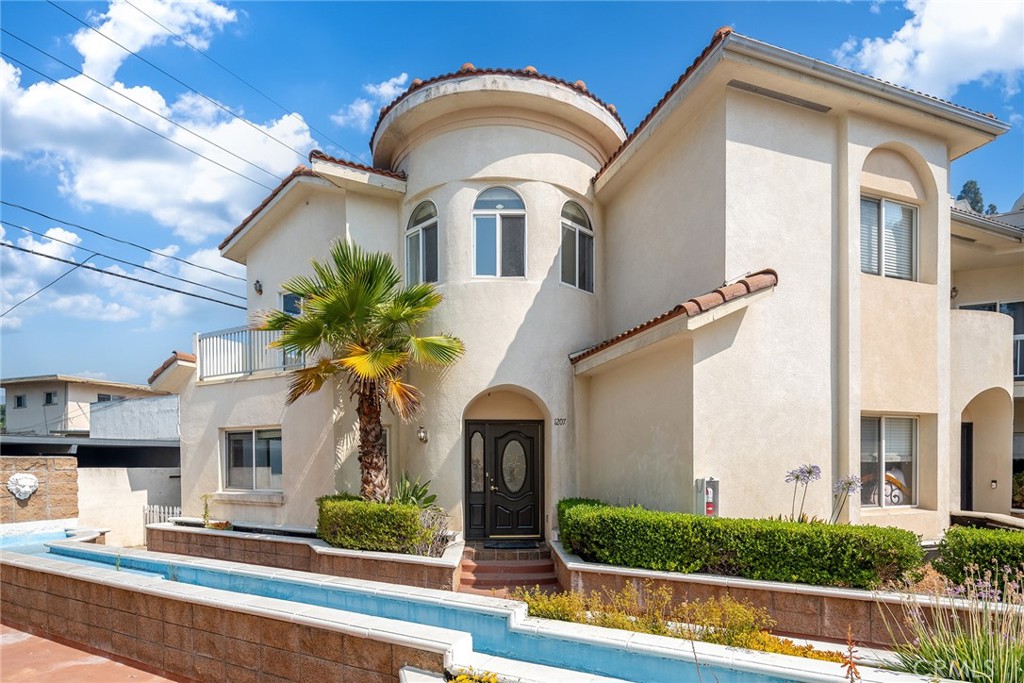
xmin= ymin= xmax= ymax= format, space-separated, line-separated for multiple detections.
xmin=1015 ymin=334 xmax=1023 ymax=381
xmin=197 ymin=326 xmax=302 ymax=380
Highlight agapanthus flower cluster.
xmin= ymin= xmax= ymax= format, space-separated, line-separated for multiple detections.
xmin=833 ymin=475 xmax=862 ymax=495
xmin=785 ymin=464 xmax=822 ymax=485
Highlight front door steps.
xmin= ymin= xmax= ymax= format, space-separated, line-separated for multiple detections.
xmin=458 ymin=541 xmax=559 ymax=597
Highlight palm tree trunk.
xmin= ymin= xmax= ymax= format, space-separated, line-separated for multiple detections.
xmin=357 ymin=383 xmax=390 ymax=501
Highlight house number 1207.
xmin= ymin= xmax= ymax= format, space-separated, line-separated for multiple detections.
xmin=553 ymin=418 xmax=567 ymax=426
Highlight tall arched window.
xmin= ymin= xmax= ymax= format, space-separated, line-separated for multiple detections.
xmin=473 ymin=187 xmax=526 ymax=277
xmin=560 ymin=201 xmax=594 ymax=292
xmin=406 ymin=201 xmax=438 ymax=283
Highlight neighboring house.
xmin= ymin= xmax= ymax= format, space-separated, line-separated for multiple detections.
xmin=158 ymin=28 xmax=1021 ymax=542
xmin=1 ymin=375 xmax=181 ymax=546
xmin=1 ymin=375 xmax=159 ymax=436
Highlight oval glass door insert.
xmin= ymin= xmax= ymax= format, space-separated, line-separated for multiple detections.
xmin=501 ymin=440 xmax=527 ymax=493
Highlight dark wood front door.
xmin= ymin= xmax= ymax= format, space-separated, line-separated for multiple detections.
xmin=464 ymin=421 xmax=543 ymax=539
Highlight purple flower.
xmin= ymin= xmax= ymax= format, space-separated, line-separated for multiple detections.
xmin=833 ymin=475 xmax=862 ymax=495
xmin=785 ymin=464 xmax=822 ymax=485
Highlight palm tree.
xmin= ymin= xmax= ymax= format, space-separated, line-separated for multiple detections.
xmin=258 ymin=241 xmax=464 ymax=501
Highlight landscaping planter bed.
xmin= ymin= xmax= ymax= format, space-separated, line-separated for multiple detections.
xmin=146 ymin=522 xmax=463 ymax=591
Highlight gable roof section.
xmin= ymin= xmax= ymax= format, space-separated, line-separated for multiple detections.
xmin=570 ymin=269 xmax=778 ymax=365
xmin=148 ymin=350 xmax=197 ymax=385
xmin=595 ymin=27 xmax=1008 ymax=186
xmin=219 ymin=165 xmax=316 ymax=250
xmin=0 ymin=375 xmax=156 ymax=392
xmin=370 ymin=65 xmax=626 ymax=149
xmin=308 ymin=150 xmax=407 ymax=181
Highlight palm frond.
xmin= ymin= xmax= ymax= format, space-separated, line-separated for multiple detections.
xmin=384 ymin=377 xmax=423 ymax=420
xmin=285 ymin=358 xmax=345 ymax=404
xmin=339 ymin=344 xmax=408 ymax=380
xmin=407 ymin=335 xmax=465 ymax=366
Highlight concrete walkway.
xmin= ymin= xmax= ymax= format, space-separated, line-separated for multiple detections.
xmin=0 ymin=623 xmax=177 ymax=682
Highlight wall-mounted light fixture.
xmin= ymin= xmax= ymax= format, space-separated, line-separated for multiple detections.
xmin=991 ymin=480 xmax=998 ymax=490
xmin=416 ymin=426 xmax=428 ymax=443
xmin=254 ymin=279 xmax=263 ymax=295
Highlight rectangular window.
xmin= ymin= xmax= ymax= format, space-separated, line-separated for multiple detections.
xmin=97 ymin=394 xmax=111 ymax=402
xmin=861 ymin=416 xmax=916 ymax=507
xmin=474 ymin=214 xmax=525 ymax=277
xmin=422 ymin=224 xmax=438 ymax=283
xmin=280 ymin=294 xmax=303 ymax=368
xmin=861 ymin=197 xmax=916 ymax=280
xmin=225 ymin=429 xmax=282 ymax=491
xmin=14 ymin=395 xmax=26 ymax=408
xmin=406 ymin=230 xmax=421 ymax=284
xmin=44 ymin=392 xmax=57 ymax=406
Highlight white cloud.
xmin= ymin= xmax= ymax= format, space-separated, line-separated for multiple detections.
xmin=0 ymin=0 xmax=317 ymax=244
xmin=364 ymin=73 xmax=409 ymax=102
xmin=331 ymin=73 xmax=409 ymax=132
xmin=835 ymin=0 xmax=1024 ymax=100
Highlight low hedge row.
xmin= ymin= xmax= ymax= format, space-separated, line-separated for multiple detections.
xmin=557 ymin=499 xmax=923 ymax=589
xmin=933 ymin=525 xmax=1024 ymax=585
xmin=316 ymin=495 xmax=431 ymax=553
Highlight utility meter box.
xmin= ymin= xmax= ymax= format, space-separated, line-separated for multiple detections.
xmin=694 ymin=477 xmax=719 ymax=517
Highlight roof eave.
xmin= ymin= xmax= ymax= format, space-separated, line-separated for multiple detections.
xmin=951 ymin=209 xmax=1024 ymax=242
xmin=725 ymin=35 xmax=1010 ymax=141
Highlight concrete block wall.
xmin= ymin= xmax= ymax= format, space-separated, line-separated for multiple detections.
xmin=0 ymin=456 xmax=78 ymax=525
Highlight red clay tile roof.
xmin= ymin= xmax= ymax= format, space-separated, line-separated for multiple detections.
xmin=219 ymin=166 xmax=316 ymax=250
xmin=570 ymin=268 xmax=778 ymax=365
xmin=370 ymin=66 xmax=627 ymax=147
xmin=148 ymin=350 xmax=196 ymax=385
xmin=307 ymin=149 xmax=408 ymax=181
xmin=594 ymin=26 xmax=733 ymax=182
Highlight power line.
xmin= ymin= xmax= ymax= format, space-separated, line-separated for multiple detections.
xmin=46 ymin=0 xmax=310 ymax=163
xmin=1 ymin=52 xmax=277 ymax=192
xmin=1 ymin=253 xmax=97 ymax=317
xmin=0 ymin=242 xmax=246 ymax=310
xmin=2 ymin=220 xmax=245 ymax=301
xmin=0 ymin=200 xmax=245 ymax=282
xmin=1 ymin=28 xmax=283 ymax=183
xmin=122 ymin=0 xmax=362 ymax=163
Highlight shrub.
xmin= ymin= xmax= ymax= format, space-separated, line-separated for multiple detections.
xmin=933 ymin=525 xmax=1024 ymax=586
xmin=316 ymin=495 xmax=432 ymax=554
xmin=558 ymin=499 xmax=923 ymax=588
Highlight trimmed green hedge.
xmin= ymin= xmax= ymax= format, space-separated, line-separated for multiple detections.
xmin=933 ymin=525 xmax=1024 ymax=585
xmin=316 ymin=495 xmax=430 ymax=553
xmin=558 ymin=499 xmax=923 ymax=589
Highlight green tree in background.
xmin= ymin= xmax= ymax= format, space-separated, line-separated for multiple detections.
xmin=957 ymin=180 xmax=998 ymax=215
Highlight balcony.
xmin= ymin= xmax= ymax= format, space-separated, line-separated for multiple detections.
xmin=950 ymin=310 xmax=1015 ymax=408
xmin=197 ymin=326 xmax=301 ymax=381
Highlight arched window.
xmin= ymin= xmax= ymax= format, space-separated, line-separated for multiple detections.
xmin=560 ymin=201 xmax=594 ymax=292
xmin=406 ymin=201 xmax=438 ymax=283
xmin=473 ymin=187 xmax=526 ymax=277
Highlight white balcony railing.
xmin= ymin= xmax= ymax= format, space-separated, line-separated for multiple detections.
xmin=1016 ymin=334 xmax=1024 ymax=381
xmin=197 ymin=326 xmax=302 ymax=380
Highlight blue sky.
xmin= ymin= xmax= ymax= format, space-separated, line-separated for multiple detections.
xmin=1 ymin=0 xmax=1022 ymax=387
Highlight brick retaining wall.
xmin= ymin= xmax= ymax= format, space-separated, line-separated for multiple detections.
xmin=147 ymin=524 xmax=461 ymax=591
xmin=0 ymin=560 xmax=445 ymax=683
xmin=1 ymin=456 xmax=78 ymax=524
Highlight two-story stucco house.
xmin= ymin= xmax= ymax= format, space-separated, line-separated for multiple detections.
xmin=153 ymin=28 xmax=1022 ymax=543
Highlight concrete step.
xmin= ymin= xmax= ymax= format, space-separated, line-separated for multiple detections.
xmin=460 ymin=571 xmax=559 ymax=588
xmin=461 ymin=559 xmax=555 ymax=575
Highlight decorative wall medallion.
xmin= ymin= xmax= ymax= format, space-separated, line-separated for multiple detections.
xmin=7 ymin=473 xmax=39 ymax=500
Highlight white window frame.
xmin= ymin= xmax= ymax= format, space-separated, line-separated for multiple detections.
xmin=14 ymin=394 xmax=26 ymax=408
xmin=406 ymin=201 xmax=439 ymax=284
xmin=560 ymin=201 xmax=595 ymax=294
xmin=223 ymin=428 xmax=283 ymax=492
xmin=472 ymin=187 xmax=527 ymax=279
xmin=861 ymin=195 xmax=918 ymax=281
xmin=43 ymin=391 xmax=57 ymax=406
xmin=279 ymin=293 xmax=304 ymax=368
xmin=861 ymin=415 xmax=918 ymax=508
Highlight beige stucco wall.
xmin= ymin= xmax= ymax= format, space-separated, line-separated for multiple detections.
xmin=177 ymin=372 xmax=347 ymax=527
xmin=599 ymin=94 xmax=727 ymax=336
xmin=581 ymin=340 xmax=693 ymax=512
xmin=952 ymin=264 xmax=1024 ymax=309
xmin=77 ymin=467 xmax=181 ymax=547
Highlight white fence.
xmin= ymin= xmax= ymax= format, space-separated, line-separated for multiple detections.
xmin=144 ymin=504 xmax=181 ymax=526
